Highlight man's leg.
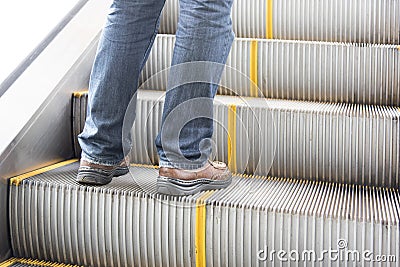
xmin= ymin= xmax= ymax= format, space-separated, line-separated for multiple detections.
xmin=155 ymin=0 xmax=235 ymax=195
xmin=77 ymin=0 xmax=165 ymax=185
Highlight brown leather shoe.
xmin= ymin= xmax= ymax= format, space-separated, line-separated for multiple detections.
xmin=157 ymin=160 xmax=232 ymax=195
xmin=76 ymin=157 xmax=130 ymax=185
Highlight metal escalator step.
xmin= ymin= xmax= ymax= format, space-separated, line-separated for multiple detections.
xmin=9 ymin=161 xmax=400 ymax=266
xmin=159 ymin=0 xmax=400 ymax=44
xmin=0 ymin=257 xmax=80 ymax=267
xmin=140 ymin=35 xmax=400 ymax=105
xmin=73 ymin=90 xmax=400 ymax=188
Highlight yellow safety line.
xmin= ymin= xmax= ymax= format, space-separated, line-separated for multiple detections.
xmin=9 ymin=159 xmax=78 ymax=186
xmin=0 ymin=258 xmax=81 ymax=267
xmin=397 ymin=46 xmax=400 ymax=51
xmin=130 ymin=163 xmax=159 ymax=169
xmin=195 ymin=190 xmax=215 ymax=267
xmin=250 ymin=40 xmax=259 ymax=97
xmin=266 ymin=0 xmax=274 ymax=39
xmin=0 ymin=258 xmax=16 ymax=267
xmin=227 ymin=104 xmax=237 ymax=173
xmin=73 ymin=90 xmax=88 ymax=98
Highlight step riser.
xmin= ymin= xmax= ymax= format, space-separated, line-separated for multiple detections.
xmin=73 ymin=92 xmax=400 ymax=188
xmin=140 ymin=35 xmax=400 ymax=105
xmin=160 ymin=0 xmax=400 ymax=44
xmin=9 ymin=164 xmax=400 ymax=266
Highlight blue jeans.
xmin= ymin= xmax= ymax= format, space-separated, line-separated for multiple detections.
xmin=78 ymin=0 xmax=234 ymax=169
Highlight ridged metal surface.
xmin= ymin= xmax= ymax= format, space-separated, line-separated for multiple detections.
xmin=9 ymin=162 xmax=400 ymax=266
xmin=73 ymin=90 xmax=400 ymax=188
xmin=72 ymin=92 xmax=87 ymax=158
xmin=140 ymin=35 xmax=400 ymax=105
xmin=159 ymin=0 xmax=400 ymax=44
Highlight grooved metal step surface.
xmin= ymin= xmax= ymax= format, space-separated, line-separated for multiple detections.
xmin=72 ymin=92 xmax=87 ymax=158
xmin=159 ymin=0 xmax=400 ymax=44
xmin=140 ymin=35 xmax=400 ymax=105
xmin=9 ymin=161 xmax=400 ymax=266
xmin=73 ymin=90 xmax=400 ymax=188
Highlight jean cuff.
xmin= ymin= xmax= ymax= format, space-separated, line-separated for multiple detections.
xmin=158 ymin=159 xmax=208 ymax=170
xmin=81 ymin=152 xmax=123 ymax=166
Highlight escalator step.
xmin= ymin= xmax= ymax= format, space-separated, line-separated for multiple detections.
xmin=8 ymin=161 xmax=400 ymax=266
xmin=159 ymin=0 xmax=400 ymax=44
xmin=73 ymin=90 xmax=400 ymax=188
xmin=140 ymin=35 xmax=400 ymax=105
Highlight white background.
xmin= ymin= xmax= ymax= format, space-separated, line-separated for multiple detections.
xmin=0 ymin=0 xmax=81 ymax=84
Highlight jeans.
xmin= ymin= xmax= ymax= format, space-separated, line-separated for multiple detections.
xmin=78 ymin=0 xmax=234 ymax=169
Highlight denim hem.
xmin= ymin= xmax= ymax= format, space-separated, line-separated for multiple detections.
xmin=158 ymin=160 xmax=207 ymax=170
xmin=81 ymin=152 xmax=122 ymax=166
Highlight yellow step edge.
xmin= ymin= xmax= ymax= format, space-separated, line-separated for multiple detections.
xmin=195 ymin=190 xmax=216 ymax=267
xmin=266 ymin=0 xmax=274 ymax=39
xmin=73 ymin=90 xmax=88 ymax=98
xmin=227 ymin=104 xmax=237 ymax=173
xmin=130 ymin=163 xmax=159 ymax=169
xmin=9 ymin=159 xmax=78 ymax=186
xmin=250 ymin=40 xmax=259 ymax=97
xmin=0 ymin=257 xmax=81 ymax=267
xmin=0 ymin=258 xmax=15 ymax=267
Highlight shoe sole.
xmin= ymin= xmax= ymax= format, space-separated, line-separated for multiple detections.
xmin=114 ymin=166 xmax=129 ymax=177
xmin=76 ymin=169 xmax=113 ymax=185
xmin=156 ymin=175 xmax=233 ymax=196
